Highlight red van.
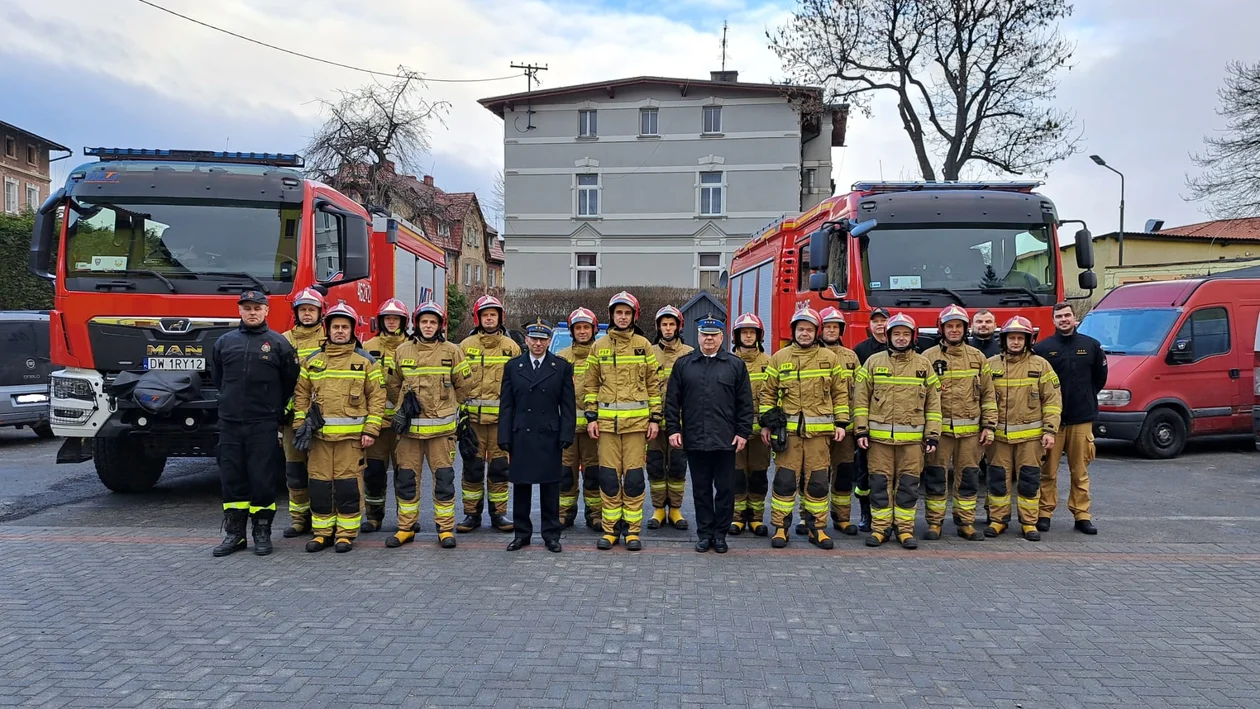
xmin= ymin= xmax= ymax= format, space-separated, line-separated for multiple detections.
xmin=1077 ymin=276 xmax=1260 ymax=458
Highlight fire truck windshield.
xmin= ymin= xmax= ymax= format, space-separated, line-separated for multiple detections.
xmin=63 ymin=198 xmax=301 ymax=292
xmin=858 ymin=224 xmax=1057 ymax=304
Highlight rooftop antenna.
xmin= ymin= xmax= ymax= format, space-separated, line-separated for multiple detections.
xmin=509 ymin=62 xmax=549 ymax=130
xmin=720 ymin=21 xmax=729 ymax=71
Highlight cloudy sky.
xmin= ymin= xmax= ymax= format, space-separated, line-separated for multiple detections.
xmin=4 ymin=0 xmax=1255 ymax=242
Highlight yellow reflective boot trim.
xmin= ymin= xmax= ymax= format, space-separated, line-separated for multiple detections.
xmin=488 ymin=491 xmax=509 ymax=504
xmin=398 ymin=500 xmax=420 ymax=515
xmin=871 ymin=507 xmax=893 ymax=521
xmin=989 ymin=494 xmax=1011 ymax=507
xmin=802 ymin=498 xmax=828 ymax=515
xmin=248 ymin=503 xmax=277 ymax=515
xmin=770 ymin=497 xmax=796 ymax=513
xmin=925 ymin=499 xmax=947 ymax=513
xmin=311 ymin=513 xmax=335 ymax=529
xmin=463 ymin=488 xmax=485 ymax=501
xmin=336 ymin=514 xmax=362 ymax=529
xmin=223 ymin=501 xmax=249 ymax=511
xmin=603 ymin=507 xmax=624 ymax=522
xmin=954 ymin=498 xmax=977 ymax=511
xmin=434 ymin=501 xmax=455 ymax=517
xmin=559 ymin=495 xmax=577 ymax=507
xmin=893 ymin=507 xmax=917 ymax=525
xmin=289 ymin=502 xmax=311 ymax=513
xmin=1017 ymin=496 xmax=1040 ymax=513
xmin=623 ymin=509 xmax=644 ymax=523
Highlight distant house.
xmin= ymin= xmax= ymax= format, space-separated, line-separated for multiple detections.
xmin=0 ymin=120 xmax=70 ymax=215
xmin=1062 ymin=218 xmax=1260 ymax=306
xmin=486 ymin=224 xmax=505 ymax=289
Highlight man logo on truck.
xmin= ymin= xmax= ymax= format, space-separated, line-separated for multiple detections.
xmin=146 ymin=345 xmax=203 ymax=357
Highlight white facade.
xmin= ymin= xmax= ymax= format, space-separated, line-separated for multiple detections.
xmin=481 ymin=75 xmax=842 ymax=290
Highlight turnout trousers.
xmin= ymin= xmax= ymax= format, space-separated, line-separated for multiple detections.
xmin=219 ymin=421 xmax=279 ymax=520
xmin=923 ymin=434 xmax=983 ymax=528
xmin=461 ymin=422 xmax=510 ymax=518
xmin=598 ymin=431 xmax=647 ymax=537
xmin=866 ymin=441 xmax=924 ymax=539
xmin=307 ymin=438 xmax=365 ymax=542
xmin=561 ymin=431 xmax=601 ymax=525
xmin=394 ymin=435 xmax=458 ymax=534
xmin=769 ymin=435 xmax=830 ymax=530
xmin=362 ymin=429 xmax=398 ymax=528
xmin=828 ymin=433 xmax=859 ymax=526
xmin=733 ymin=436 xmax=771 ymax=525
xmin=1039 ymin=423 xmax=1095 ymax=521
xmin=988 ymin=439 xmax=1043 ymax=530
xmin=281 ymin=424 xmax=310 ymax=530
xmin=646 ymin=436 xmax=688 ymax=510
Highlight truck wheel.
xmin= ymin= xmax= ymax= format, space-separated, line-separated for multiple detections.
xmin=94 ymin=438 xmax=167 ymax=493
xmin=32 ymin=422 xmax=55 ymax=439
xmin=1136 ymin=408 xmax=1187 ymax=459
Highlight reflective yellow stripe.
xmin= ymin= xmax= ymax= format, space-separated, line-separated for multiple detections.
xmin=925 ymin=412 xmax=942 ymax=422
xmin=869 ymin=422 xmax=924 ymax=433
xmin=598 ymin=408 xmax=650 ymax=419
xmin=307 ymin=370 xmax=369 ymax=381
xmin=336 ymin=514 xmax=361 ymax=528
xmin=603 ymin=507 xmax=623 ymax=522
xmin=1039 ymin=371 xmax=1059 ymax=384
xmin=622 ymin=508 xmax=643 ymax=523
xmin=872 ymin=375 xmax=928 ymax=386
xmin=852 ymin=407 xmax=869 ymax=416
xmin=770 ymin=497 xmax=795 ymax=512
xmin=596 ymin=355 xmax=651 ymax=364
xmin=954 ymin=498 xmax=977 ymax=511
xmin=894 ymin=506 xmax=917 ymax=525
xmin=311 ymin=514 xmax=335 ymax=528
xmin=749 ymin=372 xmax=769 ymax=381
xmin=830 ymin=493 xmax=851 ymax=506
xmin=223 ymin=501 xmax=249 ymax=510
xmin=940 ymin=370 xmax=979 ymax=379
xmin=289 ymin=502 xmax=310 ymax=513
xmin=925 ymin=499 xmax=947 ymax=512
xmin=993 ymin=378 xmax=1038 ymax=387
xmin=988 ymin=494 xmax=1010 ymax=506
xmin=869 ymin=430 xmax=925 ymax=441
xmin=1044 ymin=405 xmax=1062 ymax=415
xmin=802 ymin=498 xmax=828 ymax=515
xmin=365 ymin=415 xmax=383 ymax=427
xmin=489 ymin=491 xmax=509 ymax=503
xmin=871 ymin=507 xmax=893 ymax=521
xmin=398 ymin=501 xmax=420 ymax=514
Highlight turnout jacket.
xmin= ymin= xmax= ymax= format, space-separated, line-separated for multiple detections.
xmin=391 ymin=338 xmax=474 ymax=439
xmin=583 ymin=327 xmax=662 ymax=434
xmin=664 ymin=349 xmax=754 ymax=451
xmin=652 ymin=338 xmax=694 ymax=414
xmin=759 ymin=343 xmax=849 ymax=439
xmin=986 ymin=350 xmax=1063 ymax=443
xmin=292 ymin=341 xmax=387 ymax=441
xmin=281 ymin=323 xmax=324 ymax=421
xmin=557 ymin=340 xmax=595 ymax=432
xmin=734 ymin=347 xmax=774 ymax=432
xmin=854 ymin=349 xmax=943 ymax=446
xmin=459 ymin=331 xmax=521 ymax=426
xmin=362 ymin=330 xmax=408 ymax=425
xmin=922 ymin=341 xmax=997 ymax=438
xmin=824 ymin=342 xmax=862 ymax=430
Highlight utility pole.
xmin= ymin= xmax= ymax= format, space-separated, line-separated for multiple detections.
xmin=509 ymin=62 xmax=548 ymax=92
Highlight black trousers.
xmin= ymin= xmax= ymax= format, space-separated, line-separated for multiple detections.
xmin=219 ymin=420 xmax=280 ymax=519
xmin=513 ymin=481 xmax=562 ymax=543
xmin=689 ymin=450 xmax=736 ymax=540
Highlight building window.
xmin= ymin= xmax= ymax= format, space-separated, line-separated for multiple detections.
xmin=474 ymin=264 xmax=482 ymax=284
xmin=577 ymin=174 xmax=599 ymax=216
xmin=578 ymin=109 xmax=597 ymax=138
xmin=3 ymin=137 xmax=14 ymax=159
xmin=27 ymin=145 xmax=37 ymax=165
xmin=312 ymin=210 xmax=343 ymax=281
xmin=700 ymin=172 xmax=724 ymax=216
xmin=699 ymin=252 xmax=722 ymax=290
xmin=438 ymin=222 xmax=451 ymax=239
xmin=577 ymin=253 xmax=598 ymax=289
xmin=25 ymin=184 xmax=39 ymax=211
xmin=3 ymin=178 xmax=18 ymax=214
xmin=803 ymin=168 xmax=816 ymax=191
xmin=640 ymin=108 xmax=659 ymax=136
xmin=703 ymin=106 xmax=722 ymax=134
xmin=464 ymin=263 xmax=472 ymax=285
xmin=1174 ymin=307 xmax=1230 ymax=361
xmin=488 ymin=269 xmax=496 ymax=288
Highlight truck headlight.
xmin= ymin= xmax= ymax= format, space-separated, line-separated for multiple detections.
xmin=52 ymin=376 xmax=96 ymax=402
xmin=1097 ymin=389 xmax=1131 ymax=406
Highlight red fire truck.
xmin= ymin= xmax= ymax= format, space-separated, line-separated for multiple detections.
xmin=726 ymin=181 xmax=1097 ymax=351
xmin=28 ymin=148 xmax=445 ymax=492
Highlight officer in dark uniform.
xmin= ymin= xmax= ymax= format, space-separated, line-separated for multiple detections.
xmin=854 ymin=307 xmax=891 ymax=364
xmin=210 ymin=290 xmax=300 ymax=557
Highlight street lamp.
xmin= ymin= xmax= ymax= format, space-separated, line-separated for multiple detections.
xmin=1089 ymin=154 xmax=1125 ymax=266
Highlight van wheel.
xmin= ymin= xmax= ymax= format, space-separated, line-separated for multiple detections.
xmin=32 ymin=422 xmax=55 ymax=439
xmin=94 ymin=438 xmax=167 ymax=492
xmin=1136 ymin=408 xmax=1187 ymax=459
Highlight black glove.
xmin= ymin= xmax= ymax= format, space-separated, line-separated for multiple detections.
xmin=562 ymin=440 xmax=573 ymax=450
xmin=293 ymin=403 xmax=324 ymax=452
xmin=392 ymin=390 xmax=422 ymax=435
xmin=456 ymin=410 xmax=480 ymax=461
xmin=855 ymin=432 xmax=869 ymax=446
xmin=924 ymin=437 xmax=939 ymax=449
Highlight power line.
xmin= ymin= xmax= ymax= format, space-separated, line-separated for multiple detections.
xmin=135 ymin=0 xmax=522 ymax=83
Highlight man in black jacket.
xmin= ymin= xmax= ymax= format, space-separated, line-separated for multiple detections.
xmin=665 ymin=316 xmax=754 ymax=553
xmin=853 ymin=308 xmax=890 ymax=364
xmin=210 ymin=290 xmax=300 ymax=557
xmin=1034 ymin=302 xmax=1106 ymax=535
xmin=968 ymin=309 xmax=1000 ymax=358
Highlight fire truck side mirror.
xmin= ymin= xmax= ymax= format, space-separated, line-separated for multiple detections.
xmin=808 ymin=272 xmax=829 ymax=292
xmin=1078 ymin=270 xmax=1098 ymax=291
xmin=1074 ymin=228 xmax=1095 ymax=269
xmin=807 ymin=227 xmax=830 ymax=275
xmin=341 ymin=215 xmax=371 ymax=282
xmin=28 ymin=187 xmax=65 ymax=282
xmin=849 ymin=218 xmax=878 ymax=238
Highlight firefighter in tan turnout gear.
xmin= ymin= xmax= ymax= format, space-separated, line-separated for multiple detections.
xmin=557 ymin=307 xmax=602 ymax=529
xmin=729 ymin=313 xmax=772 ymax=537
xmin=291 ymin=303 xmax=386 ymax=553
xmin=647 ymin=305 xmax=693 ymax=531
xmin=759 ymin=308 xmax=848 ymax=551
xmin=921 ymin=305 xmax=997 ymax=542
xmin=985 ymin=316 xmax=1062 ymax=541
xmin=280 ymin=286 xmax=325 ymax=538
xmin=584 ymin=291 xmax=661 ymax=551
xmin=359 ymin=298 xmax=411 ymax=533
xmin=817 ymin=306 xmax=863 ymax=536
xmin=854 ymin=312 xmax=942 ymax=550
xmin=457 ymin=295 xmax=521 ymax=533
xmin=387 ymin=301 xmax=473 ymax=549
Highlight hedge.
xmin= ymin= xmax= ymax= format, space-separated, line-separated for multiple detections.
xmin=504 ymin=286 xmax=724 ymax=340
xmin=0 ymin=212 xmax=53 ymax=311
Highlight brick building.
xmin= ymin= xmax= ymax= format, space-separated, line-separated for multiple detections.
xmin=1 ymin=121 xmax=70 ymax=215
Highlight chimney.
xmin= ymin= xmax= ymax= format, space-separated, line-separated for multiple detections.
xmin=423 ymin=175 xmax=434 ymax=187
xmin=710 ymin=70 xmax=739 ymax=83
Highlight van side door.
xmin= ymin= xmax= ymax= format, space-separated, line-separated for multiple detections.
xmin=1168 ymin=305 xmax=1236 ymax=435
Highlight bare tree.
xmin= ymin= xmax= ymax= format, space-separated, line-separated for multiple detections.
xmin=485 ymin=170 xmax=505 ymax=229
xmin=769 ymin=0 xmax=1079 ymax=180
xmin=305 ymin=67 xmax=451 ymax=219
xmin=1186 ymin=61 xmax=1260 ymax=219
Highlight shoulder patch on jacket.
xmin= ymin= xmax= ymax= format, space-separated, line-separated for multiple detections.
xmin=598 ymin=348 xmax=611 ymax=357
xmin=847 ymin=362 xmax=856 ymax=369
xmin=442 ymin=359 xmax=453 ymax=366
xmin=466 ymin=347 xmax=481 ymax=355
xmin=635 ymin=348 xmax=646 ymax=356
xmin=780 ymin=362 xmax=795 ymax=371
xmin=874 ymin=366 xmax=890 ymax=375
xmin=308 ymin=358 xmax=325 ymax=370
xmin=916 ymin=370 xmax=927 ymax=378
xmin=352 ymin=363 xmax=364 ymax=371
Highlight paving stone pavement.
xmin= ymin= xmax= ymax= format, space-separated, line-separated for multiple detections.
xmin=1 ymin=440 xmax=1259 ymax=708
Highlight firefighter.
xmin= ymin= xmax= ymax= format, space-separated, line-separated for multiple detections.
xmin=729 ymin=313 xmax=772 ymax=537
xmin=921 ymin=305 xmax=996 ymax=542
xmin=280 ymin=287 xmax=325 ymax=538
xmin=388 ymin=301 xmax=473 ymax=549
xmin=556 ymin=307 xmax=602 ymax=529
xmin=359 ymin=298 xmax=411 ymax=533
xmin=818 ymin=306 xmax=864 ymax=536
xmin=584 ymin=291 xmax=662 ymax=551
xmin=457 ymin=295 xmax=521 ymax=534
xmin=759 ymin=308 xmax=848 ymax=550
xmin=647 ymin=305 xmax=694 ymax=531
xmin=854 ymin=313 xmax=942 ymax=550
xmin=985 ymin=316 xmax=1062 ymax=541
xmin=291 ymin=303 xmax=386 ymax=553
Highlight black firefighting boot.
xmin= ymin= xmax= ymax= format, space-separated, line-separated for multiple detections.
xmin=491 ymin=514 xmax=515 ymax=533
xmin=386 ymin=530 xmax=415 ymax=548
xmin=858 ymin=497 xmax=873 ymax=533
xmin=456 ymin=514 xmax=481 ymax=533
xmin=360 ymin=506 xmax=385 ymax=533
xmin=923 ymin=525 xmax=942 ymax=541
xmin=864 ymin=530 xmax=888 ymax=547
xmin=647 ymin=507 xmax=667 ymax=530
xmin=251 ymin=516 xmax=273 ymax=556
xmin=212 ymin=510 xmax=248 ymax=557
xmin=1021 ymin=525 xmax=1041 ymax=542
xmin=748 ymin=509 xmax=768 ymax=537
xmin=334 ymin=538 xmax=354 ymax=553
xmin=897 ymin=529 xmax=918 ymax=550
xmin=624 ymin=535 xmax=642 ymax=551
xmin=729 ymin=519 xmax=745 ymax=535
xmin=807 ymin=520 xmax=834 ymax=550
xmin=956 ymin=524 xmax=985 ymax=542
xmin=668 ymin=507 xmax=688 ymax=530
xmin=771 ymin=527 xmax=789 ymax=548
xmin=984 ymin=522 xmax=1008 ymax=538
xmin=305 ymin=535 xmax=333 ymax=553
xmin=282 ymin=523 xmax=307 ymax=538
